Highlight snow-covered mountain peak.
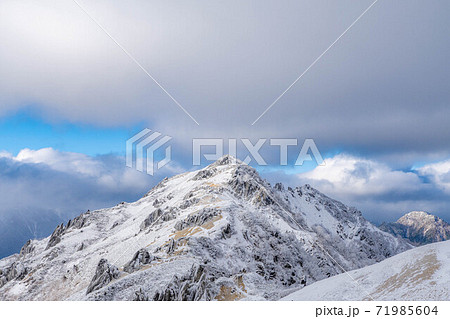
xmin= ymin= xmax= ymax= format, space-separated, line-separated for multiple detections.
xmin=380 ymin=211 xmax=450 ymax=246
xmin=207 ymin=154 xmax=245 ymax=167
xmin=0 ymin=159 xmax=411 ymax=301
xmin=397 ymin=211 xmax=438 ymax=225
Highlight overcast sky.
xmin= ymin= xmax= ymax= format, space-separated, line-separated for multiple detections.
xmin=0 ymin=0 xmax=449 ymax=252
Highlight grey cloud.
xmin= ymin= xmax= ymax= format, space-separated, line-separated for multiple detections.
xmin=0 ymin=0 xmax=449 ymax=166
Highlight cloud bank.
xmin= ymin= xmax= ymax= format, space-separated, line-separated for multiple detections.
xmin=290 ymin=154 xmax=450 ymax=223
xmin=0 ymin=0 xmax=449 ymax=162
xmin=0 ymin=148 xmax=181 ymax=257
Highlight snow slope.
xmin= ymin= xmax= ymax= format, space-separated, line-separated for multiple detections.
xmin=0 ymin=156 xmax=410 ymax=300
xmin=282 ymin=240 xmax=450 ymax=301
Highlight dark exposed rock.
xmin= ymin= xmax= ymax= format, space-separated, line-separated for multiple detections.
xmin=86 ymin=259 xmax=120 ymax=294
xmin=166 ymin=239 xmax=177 ymax=255
xmin=221 ymin=224 xmax=232 ymax=239
xmin=174 ymin=208 xmax=219 ymax=231
xmin=140 ymin=208 xmax=175 ymax=231
xmin=0 ymin=262 xmax=30 ymax=288
xmin=64 ymin=211 xmax=92 ymax=236
xmin=209 ymin=155 xmax=239 ymax=167
xmin=274 ymin=183 xmax=284 ymax=191
xmin=192 ymin=168 xmax=217 ymax=180
xmin=66 ymin=213 xmax=89 ymax=230
xmin=77 ymin=242 xmax=86 ymax=251
xmin=46 ymin=223 xmax=65 ymax=249
xmin=45 ymin=211 xmax=91 ymax=250
xmin=183 ymin=191 xmax=195 ymax=200
xmin=153 ymin=198 xmax=167 ymax=208
xmin=228 ymin=166 xmax=276 ymax=207
xmin=123 ymin=249 xmax=154 ymax=273
xmin=153 ymin=264 xmax=215 ymax=301
xmin=20 ymin=240 xmax=34 ymax=257
xmin=110 ymin=221 xmax=120 ymax=230
xmin=179 ymin=197 xmax=200 ymax=210
xmin=133 ymin=288 xmax=149 ymax=301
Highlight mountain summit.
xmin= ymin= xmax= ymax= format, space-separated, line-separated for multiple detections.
xmin=0 ymin=156 xmax=410 ymax=300
xmin=380 ymin=211 xmax=450 ymax=246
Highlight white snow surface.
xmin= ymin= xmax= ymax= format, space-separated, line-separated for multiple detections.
xmin=0 ymin=156 xmax=411 ymax=300
xmin=282 ymin=240 xmax=450 ymax=301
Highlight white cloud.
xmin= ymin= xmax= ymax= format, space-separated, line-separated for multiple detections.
xmin=0 ymin=151 xmax=12 ymax=158
xmin=297 ymin=154 xmax=422 ymax=197
xmin=276 ymin=154 xmax=450 ymax=223
xmin=16 ymin=148 xmax=103 ymax=177
xmin=13 ymin=147 xmax=184 ymax=191
xmin=417 ymin=160 xmax=450 ymax=193
xmin=0 ymin=147 xmax=185 ymax=257
xmin=0 ymin=147 xmax=185 ymax=214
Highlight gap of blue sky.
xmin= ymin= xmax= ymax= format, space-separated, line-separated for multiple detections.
xmin=0 ymin=108 xmax=142 ymax=156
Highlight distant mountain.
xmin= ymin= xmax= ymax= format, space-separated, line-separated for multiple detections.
xmin=0 ymin=208 xmax=65 ymax=259
xmin=380 ymin=211 xmax=450 ymax=246
xmin=0 ymin=156 xmax=410 ymax=300
xmin=282 ymin=240 xmax=450 ymax=301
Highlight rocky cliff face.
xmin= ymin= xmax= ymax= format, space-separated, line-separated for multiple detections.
xmin=380 ymin=211 xmax=450 ymax=246
xmin=0 ymin=156 xmax=410 ymax=300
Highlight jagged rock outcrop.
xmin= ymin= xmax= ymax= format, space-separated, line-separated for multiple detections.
xmin=174 ymin=208 xmax=220 ymax=231
xmin=192 ymin=167 xmax=217 ymax=180
xmin=45 ymin=211 xmax=91 ymax=250
xmin=19 ymin=240 xmax=34 ymax=257
xmin=133 ymin=288 xmax=149 ymax=301
xmin=220 ymin=223 xmax=232 ymax=239
xmin=0 ymin=262 xmax=29 ymax=288
xmin=46 ymin=223 xmax=65 ymax=249
xmin=228 ymin=165 xmax=276 ymax=207
xmin=153 ymin=264 xmax=214 ymax=301
xmin=179 ymin=197 xmax=200 ymax=210
xmin=86 ymin=259 xmax=120 ymax=294
xmin=123 ymin=249 xmax=154 ymax=273
xmin=66 ymin=212 xmax=90 ymax=230
xmin=165 ymin=239 xmax=177 ymax=255
xmin=140 ymin=208 xmax=175 ymax=231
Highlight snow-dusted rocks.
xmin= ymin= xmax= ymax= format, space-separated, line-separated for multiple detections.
xmin=153 ymin=264 xmax=214 ymax=301
xmin=19 ymin=240 xmax=34 ymax=257
xmin=0 ymin=155 xmax=411 ymax=300
xmin=86 ymin=259 xmax=120 ymax=294
xmin=140 ymin=208 xmax=175 ymax=231
xmin=0 ymin=261 xmax=29 ymax=288
xmin=46 ymin=223 xmax=65 ymax=249
xmin=123 ymin=249 xmax=154 ymax=273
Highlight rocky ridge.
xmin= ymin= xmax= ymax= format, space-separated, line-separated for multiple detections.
xmin=0 ymin=156 xmax=410 ymax=300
